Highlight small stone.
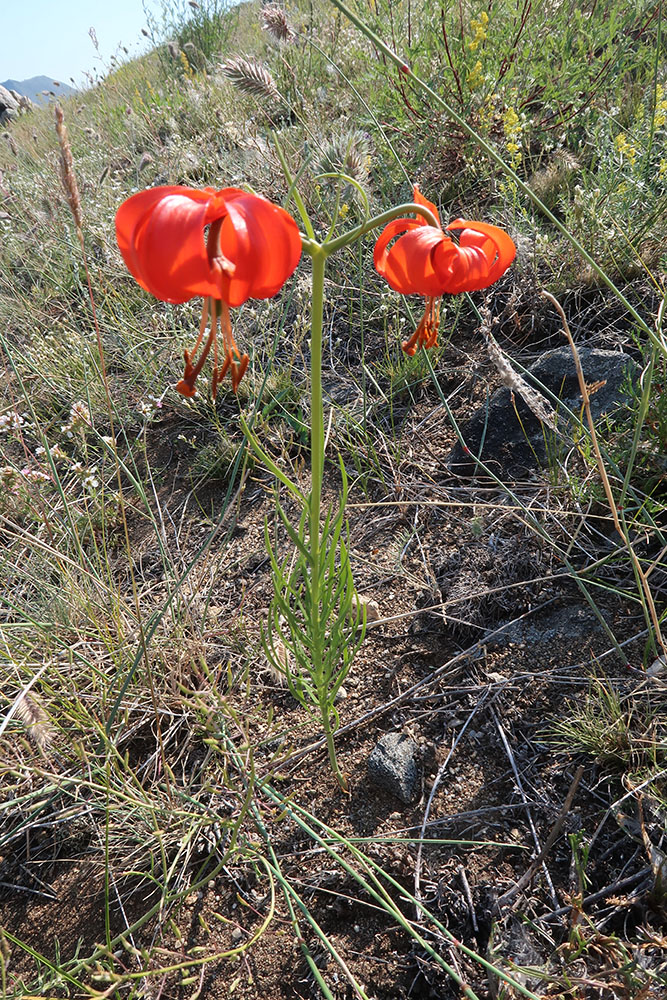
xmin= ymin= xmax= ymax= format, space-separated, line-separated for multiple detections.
xmin=231 ymin=927 xmax=243 ymax=944
xmin=368 ymin=733 xmax=419 ymax=804
xmin=351 ymin=594 xmax=381 ymax=623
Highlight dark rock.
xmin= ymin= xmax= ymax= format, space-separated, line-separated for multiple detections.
xmin=367 ymin=733 xmax=419 ymax=804
xmin=448 ymin=346 xmax=638 ymax=480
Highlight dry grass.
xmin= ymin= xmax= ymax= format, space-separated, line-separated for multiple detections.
xmin=0 ymin=0 xmax=666 ymax=996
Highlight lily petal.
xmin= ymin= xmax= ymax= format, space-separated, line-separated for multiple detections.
xmin=219 ymin=190 xmax=303 ymax=306
xmin=385 ymin=227 xmax=458 ymax=297
xmin=412 ymin=184 xmax=440 ymax=228
xmin=115 ymin=185 xmax=302 ymax=306
xmin=447 ymin=219 xmax=517 ymax=287
xmin=373 ymin=218 xmax=430 ymax=294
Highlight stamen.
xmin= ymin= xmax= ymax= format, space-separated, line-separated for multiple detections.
xmin=219 ymin=301 xmax=250 ymax=395
xmin=176 ymin=297 xmax=216 ymax=397
xmin=176 ymin=299 xmax=250 ymax=400
xmin=231 ymin=354 xmax=249 ymax=392
xmin=401 ymin=296 xmax=440 ymax=356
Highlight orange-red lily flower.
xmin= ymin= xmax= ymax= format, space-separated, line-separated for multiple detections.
xmin=374 ymin=186 xmax=516 ymax=356
xmin=116 ymin=185 xmax=302 ymax=396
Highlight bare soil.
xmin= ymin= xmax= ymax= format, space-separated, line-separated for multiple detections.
xmin=2 ymin=306 xmax=667 ymax=999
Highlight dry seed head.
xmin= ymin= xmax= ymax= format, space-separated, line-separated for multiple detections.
xmin=266 ymin=636 xmax=290 ymax=685
xmin=54 ymin=104 xmax=82 ymax=231
xmin=479 ymin=305 xmax=558 ymax=432
xmin=319 ymin=129 xmax=370 ymax=185
xmin=182 ymin=40 xmax=205 ymax=68
xmin=138 ymin=152 xmax=154 ymax=172
xmin=14 ymin=692 xmax=54 ymax=750
xmin=220 ymin=57 xmax=278 ymax=100
xmin=167 ymin=41 xmax=181 ymax=60
xmin=261 ymin=4 xmax=296 ymax=44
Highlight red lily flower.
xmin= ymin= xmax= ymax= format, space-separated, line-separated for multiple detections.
xmin=374 ymin=186 xmax=516 ymax=356
xmin=116 ymin=185 xmax=302 ymax=396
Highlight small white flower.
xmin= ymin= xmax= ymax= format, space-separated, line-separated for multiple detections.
xmin=70 ymin=401 xmax=91 ymax=424
xmin=0 ymin=411 xmax=25 ymax=433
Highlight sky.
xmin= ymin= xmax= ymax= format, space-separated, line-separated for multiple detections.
xmin=1 ymin=0 xmax=162 ymax=88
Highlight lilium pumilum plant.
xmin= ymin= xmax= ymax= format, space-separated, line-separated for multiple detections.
xmin=116 ymin=185 xmax=302 ymax=396
xmin=374 ymin=185 xmax=516 ymax=356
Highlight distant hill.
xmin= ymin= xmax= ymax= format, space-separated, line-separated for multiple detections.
xmin=1 ymin=76 xmax=76 ymax=104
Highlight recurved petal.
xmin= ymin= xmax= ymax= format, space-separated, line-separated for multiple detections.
xmin=394 ymin=227 xmax=460 ymax=296
xmin=373 ymin=219 xmax=443 ymax=294
xmin=217 ymin=191 xmax=302 ymax=306
xmin=412 ymin=185 xmax=440 ymax=228
xmin=433 ymin=238 xmax=495 ymax=293
xmin=447 ymin=219 xmax=516 ymax=288
xmin=389 ymin=227 xmax=460 ymax=297
xmin=373 ymin=218 xmax=422 ymax=271
xmin=116 ymin=186 xmax=220 ymax=303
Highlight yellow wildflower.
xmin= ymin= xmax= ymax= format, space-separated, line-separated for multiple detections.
xmin=615 ymin=132 xmax=637 ymax=165
xmin=467 ymin=60 xmax=484 ymax=91
xmin=467 ymin=11 xmax=489 ymax=51
xmin=653 ymin=87 xmax=667 ymax=128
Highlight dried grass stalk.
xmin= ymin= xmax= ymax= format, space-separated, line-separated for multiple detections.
xmin=220 ymin=57 xmax=278 ymax=100
xmin=54 ymin=103 xmax=83 ymax=232
xmin=480 ymin=304 xmax=559 ymax=433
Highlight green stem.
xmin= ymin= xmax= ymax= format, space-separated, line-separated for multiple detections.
xmin=323 ymin=695 xmax=347 ymax=791
xmin=309 ymin=248 xmax=325 ymax=570
xmin=271 ymin=130 xmax=316 ymax=241
xmin=326 ymin=0 xmax=659 ymax=349
xmin=308 ymin=247 xmax=347 ymax=787
xmin=298 ymin=201 xmax=438 ymax=257
xmin=324 ymin=200 xmax=439 ymax=253
xmin=290 ymin=197 xmax=441 ymax=792
xmin=644 ymin=1 xmax=662 ymax=181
